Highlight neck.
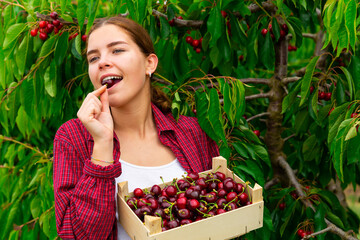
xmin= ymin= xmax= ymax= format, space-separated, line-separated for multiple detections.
xmin=111 ymin=99 xmax=155 ymax=139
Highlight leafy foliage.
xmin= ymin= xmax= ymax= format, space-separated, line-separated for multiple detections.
xmin=0 ymin=0 xmax=360 ymax=239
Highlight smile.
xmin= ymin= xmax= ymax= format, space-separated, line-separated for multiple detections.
xmin=101 ymin=76 xmax=123 ymax=88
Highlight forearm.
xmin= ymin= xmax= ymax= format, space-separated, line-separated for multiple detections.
xmin=91 ymin=138 xmax=114 ymax=166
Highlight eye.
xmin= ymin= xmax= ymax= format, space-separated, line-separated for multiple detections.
xmin=88 ymin=56 xmax=98 ymax=63
xmin=113 ymin=49 xmax=124 ymax=54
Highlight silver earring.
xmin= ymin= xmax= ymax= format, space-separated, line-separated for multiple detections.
xmin=148 ymin=72 xmax=152 ymax=78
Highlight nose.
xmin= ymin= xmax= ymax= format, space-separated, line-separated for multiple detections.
xmin=98 ymin=57 xmax=112 ymax=70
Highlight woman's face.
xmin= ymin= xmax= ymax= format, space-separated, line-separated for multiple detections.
xmin=86 ymin=24 xmax=156 ymax=107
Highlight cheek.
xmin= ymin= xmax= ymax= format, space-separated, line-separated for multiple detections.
xmin=88 ymin=66 xmax=98 ymax=86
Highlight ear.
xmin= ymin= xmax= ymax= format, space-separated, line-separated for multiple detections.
xmin=145 ymin=53 xmax=158 ymax=76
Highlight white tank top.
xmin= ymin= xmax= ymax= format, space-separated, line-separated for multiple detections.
xmin=115 ymin=159 xmax=186 ymax=240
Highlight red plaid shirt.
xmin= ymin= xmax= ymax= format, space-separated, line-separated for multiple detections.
xmin=53 ymin=103 xmax=219 ymax=239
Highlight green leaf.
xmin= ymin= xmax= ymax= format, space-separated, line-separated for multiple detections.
xmin=0 ymin=48 xmax=5 ymax=89
xmin=30 ymin=195 xmax=42 ymax=218
xmin=340 ymin=67 xmax=354 ymax=101
xmin=345 ymin=124 xmax=357 ymax=141
xmin=3 ymin=23 xmax=27 ymax=49
xmin=86 ymin=0 xmax=100 ymax=34
xmin=282 ymin=81 xmax=301 ymax=113
xmin=195 ymin=91 xmax=218 ymax=142
xmin=228 ymin=13 xmax=247 ymax=46
xmin=260 ymin=31 xmax=275 ymax=70
xmin=222 ymin=82 xmax=234 ymax=125
xmin=271 ymin=18 xmax=280 ymax=42
xmin=314 ymin=204 xmax=327 ymax=240
xmin=44 ymin=61 xmax=57 ymax=97
xmin=234 ymin=80 xmax=246 ymax=124
xmin=16 ymin=35 xmax=29 ymax=76
xmin=235 ymin=160 xmax=264 ymax=186
xmin=347 ymin=134 xmax=360 ymax=165
xmin=39 ymin=35 xmax=56 ymax=59
xmin=207 ymin=5 xmax=223 ymax=47
xmin=16 ymin=106 xmax=28 ymax=137
xmin=137 ymin=0 xmax=148 ymax=24
xmin=209 ymin=45 xmax=222 ymax=68
xmin=326 ymin=211 xmax=345 ymax=229
xmin=300 ymin=56 xmax=319 ymax=106
xmin=209 ymin=88 xmax=227 ymax=145
xmin=61 ymin=0 xmax=69 ymax=14
xmin=302 ymin=135 xmax=318 ymax=161
xmin=173 ymin=40 xmax=189 ymax=81
xmin=76 ymin=0 xmax=87 ymax=31
xmin=159 ymin=17 xmax=170 ymax=39
xmin=288 ymin=17 xmax=303 ymax=48
xmin=252 ymin=145 xmax=271 ymax=168
xmin=54 ymin=32 xmax=69 ymax=65
xmin=345 ymin=0 xmax=357 ymax=50
xmin=336 ymin=79 xmax=346 ymax=105
xmin=311 ymin=89 xmax=319 ymax=118
xmin=232 ymin=142 xmax=249 ymax=158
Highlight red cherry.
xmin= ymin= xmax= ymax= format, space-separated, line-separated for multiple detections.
xmin=319 ymin=91 xmax=326 ymax=100
xmin=168 ymin=18 xmax=175 ymax=26
xmin=281 ymin=24 xmax=288 ymax=33
xmin=268 ymin=24 xmax=273 ymax=32
xmin=177 ymin=16 xmax=183 ymax=20
xmin=279 ymin=202 xmax=286 ymax=210
xmin=280 ymin=29 xmax=286 ymax=39
xmin=133 ymin=188 xmax=144 ymax=198
xmin=50 ymin=11 xmax=58 ymax=20
xmin=81 ymin=34 xmax=87 ymax=42
xmin=310 ymin=86 xmax=314 ymax=94
xmin=188 ymin=199 xmax=200 ymax=210
xmin=325 ymin=92 xmax=332 ymax=101
xmin=297 ymin=229 xmax=305 ymax=237
xmin=30 ymin=28 xmax=38 ymax=37
xmin=195 ymin=48 xmax=201 ymax=54
xmin=292 ymin=46 xmax=297 ymax=51
xmin=39 ymin=32 xmax=48 ymax=41
xmin=238 ymin=192 xmax=248 ymax=205
xmin=52 ymin=19 xmax=60 ymax=26
xmin=221 ymin=10 xmax=227 ymax=18
xmin=56 ymin=23 xmax=63 ymax=30
xmin=239 ymin=55 xmax=244 ymax=61
xmin=261 ymin=28 xmax=268 ymax=36
xmin=288 ymin=45 xmax=293 ymax=51
xmin=253 ymin=130 xmax=260 ymax=137
xmin=185 ymin=36 xmax=193 ymax=44
xmin=351 ymin=113 xmax=357 ymax=118
xmin=192 ymin=39 xmax=200 ymax=48
xmin=46 ymin=23 xmax=54 ymax=33
xmin=39 ymin=21 xmax=47 ymax=28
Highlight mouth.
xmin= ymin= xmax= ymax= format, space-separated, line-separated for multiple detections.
xmin=101 ymin=75 xmax=123 ymax=89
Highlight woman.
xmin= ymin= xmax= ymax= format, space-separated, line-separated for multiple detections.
xmin=53 ymin=16 xmax=219 ymax=239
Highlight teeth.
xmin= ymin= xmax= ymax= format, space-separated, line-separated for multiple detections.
xmin=101 ymin=76 xmax=123 ymax=85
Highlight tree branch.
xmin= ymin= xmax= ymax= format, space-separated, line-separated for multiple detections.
xmin=277 ymin=156 xmax=359 ymax=240
xmin=302 ymin=226 xmax=332 ymax=239
xmin=245 ymin=92 xmax=271 ymax=101
xmin=283 ymin=77 xmax=302 ymax=84
xmin=264 ymin=177 xmax=280 ymax=190
xmin=152 ymin=9 xmax=203 ymax=27
xmin=241 ymin=78 xmax=270 ymax=85
xmin=246 ymin=112 xmax=270 ymax=122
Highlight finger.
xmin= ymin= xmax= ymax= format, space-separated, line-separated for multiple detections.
xmin=91 ymin=85 xmax=107 ymax=98
xmin=100 ymin=88 xmax=110 ymax=113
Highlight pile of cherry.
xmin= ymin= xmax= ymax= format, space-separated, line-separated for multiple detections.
xmin=125 ymin=171 xmax=252 ymax=231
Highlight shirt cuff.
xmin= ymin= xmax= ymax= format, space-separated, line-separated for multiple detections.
xmin=83 ymin=159 xmax=122 ymax=179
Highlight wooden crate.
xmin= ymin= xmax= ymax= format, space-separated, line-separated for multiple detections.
xmin=117 ymin=156 xmax=264 ymax=240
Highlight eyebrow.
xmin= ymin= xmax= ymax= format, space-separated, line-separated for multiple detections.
xmin=87 ymin=41 xmax=127 ymax=56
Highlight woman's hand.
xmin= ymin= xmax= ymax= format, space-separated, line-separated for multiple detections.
xmin=77 ymin=85 xmax=114 ymax=142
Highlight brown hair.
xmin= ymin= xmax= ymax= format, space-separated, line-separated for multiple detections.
xmin=87 ymin=16 xmax=172 ymax=113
